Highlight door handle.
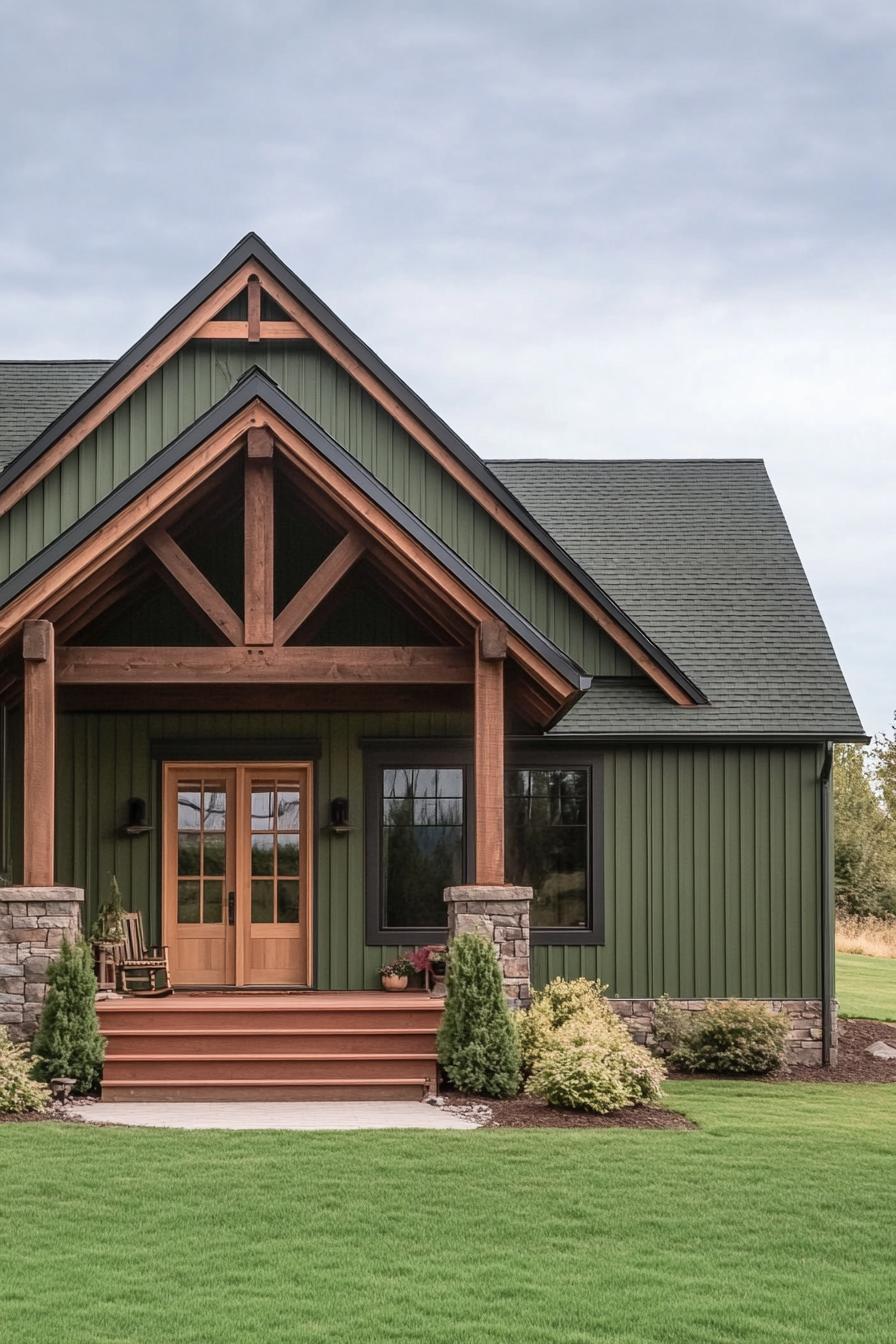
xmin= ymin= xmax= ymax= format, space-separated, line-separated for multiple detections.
xmin=227 ymin=891 xmax=235 ymax=925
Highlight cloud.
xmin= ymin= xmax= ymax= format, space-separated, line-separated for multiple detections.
xmin=0 ymin=0 xmax=892 ymax=732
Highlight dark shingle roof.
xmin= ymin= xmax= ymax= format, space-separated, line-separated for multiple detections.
xmin=489 ymin=458 xmax=864 ymax=740
xmin=0 ymin=361 xmax=112 ymax=469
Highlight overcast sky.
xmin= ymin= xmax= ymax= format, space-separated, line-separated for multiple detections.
xmin=1 ymin=1 xmax=893 ymax=735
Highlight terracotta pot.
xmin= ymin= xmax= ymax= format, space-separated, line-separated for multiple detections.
xmin=381 ymin=973 xmax=409 ymax=992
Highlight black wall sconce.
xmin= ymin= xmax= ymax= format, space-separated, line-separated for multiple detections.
xmin=328 ymin=797 xmax=352 ymax=834
xmin=122 ymin=797 xmax=153 ymax=837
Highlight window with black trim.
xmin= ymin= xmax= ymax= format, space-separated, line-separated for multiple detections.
xmin=505 ymin=767 xmax=589 ymax=929
xmin=364 ymin=743 xmax=601 ymax=946
xmin=365 ymin=745 xmax=472 ymax=943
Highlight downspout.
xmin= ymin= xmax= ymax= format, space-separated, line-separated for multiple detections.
xmin=820 ymin=742 xmax=834 ymax=1066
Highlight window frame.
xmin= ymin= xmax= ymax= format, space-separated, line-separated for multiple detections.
xmin=363 ymin=743 xmax=474 ymax=945
xmin=363 ymin=740 xmax=604 ymax=947
xmin=505 ymin=748 xmax=604 ymax=947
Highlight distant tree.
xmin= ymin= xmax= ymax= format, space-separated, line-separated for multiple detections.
xmin=834 ymin=736 xmax=896 ymax=918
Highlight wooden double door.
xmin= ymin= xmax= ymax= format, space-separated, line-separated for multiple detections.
xmin=162 ymin=762 xmax=313 ymax=987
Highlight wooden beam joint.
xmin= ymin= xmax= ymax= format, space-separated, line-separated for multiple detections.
xmin=23 ymin=619 xmax=53 ymax=662
xmin=479 ymin=619 xmax=507 ymax=661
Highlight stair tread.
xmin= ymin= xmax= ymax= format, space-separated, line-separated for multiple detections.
xmin=103 ymin=1076 xmax=430 ymax=1087
xmin=107 ymin=1053 xmax=435 ymax=1063
xmin=101 ymin=1026 xmax=437 ymax=1037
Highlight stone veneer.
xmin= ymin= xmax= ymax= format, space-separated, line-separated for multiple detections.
xmin=610 ymin=997 xmax=837 ymax=1067
xmin=444 ymin=885 xmax=533 ymax=1006
xmin=0 ymin=887 xmax=84 ymax=1042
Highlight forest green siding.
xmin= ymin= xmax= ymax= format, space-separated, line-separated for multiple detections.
xmin=534 ymin=744 xmax=823 ymax=999
xmin=0 ymin=342 xmax=633 ymax=676
xmin=0 ymin=715 xmax=823 ymax=997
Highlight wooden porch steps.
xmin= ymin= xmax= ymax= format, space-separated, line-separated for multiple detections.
xmin=97 ymin=992 xmax=443 ymax=1102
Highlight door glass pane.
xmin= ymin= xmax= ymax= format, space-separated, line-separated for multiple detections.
xmin=251 ymin=834 xmax=274 ymax=876
xmin=178 ymin=880 xmax=200 ymax=923
xmin=203 ymin=880 xmax=223 ymax=924
xmin=277 ymin=880 xmax=299 ymax=923
xmin=177 ymin=831 xmax=201 ymax=875
xmin=278 ymin=791 xmax=300 ymax=828
xmin=277 ymin=835 xmax=300 ymax=876
xmin=203 ymin=834 xmax=225 ymax=876
xmin=203 ymin=790 xmax=227 ymax=830
xmin=177 ymin=789 xmax=201 ymax=830
xmin=251 ymin=790 xmax=274 ymax=829
xmin=251 ymin=879 xmax=274 ymax=923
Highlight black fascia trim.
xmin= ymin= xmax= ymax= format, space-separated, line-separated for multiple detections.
xmin=0 ymin=231 xmax=704 ymax=707
xmin=0 ymin=369 xmax=589 ymax=695
xmin=539 ymin=731 xmax=872 ymax=745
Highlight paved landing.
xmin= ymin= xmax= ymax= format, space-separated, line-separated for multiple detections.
xmin=68 ymin=1100 xmax=480 ymax=1130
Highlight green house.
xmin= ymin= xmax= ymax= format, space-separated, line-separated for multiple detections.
xmin=0 ymin=236 xmax=863 ymax=1093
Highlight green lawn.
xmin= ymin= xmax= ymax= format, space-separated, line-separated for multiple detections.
xmin=837 ymin=951 xmax=896 ymax=1020
xmin=2 ymin=1083 xmax=895 ymax=1344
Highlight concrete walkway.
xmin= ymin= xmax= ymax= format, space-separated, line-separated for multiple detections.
xmin=67 ymin=1100 xmax=481 ymax=1130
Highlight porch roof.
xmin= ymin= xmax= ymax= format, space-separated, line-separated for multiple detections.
xmin=0 ymin=368 xmax=590 ymax=701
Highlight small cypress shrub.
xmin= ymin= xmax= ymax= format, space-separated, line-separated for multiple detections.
xmin=437 ymin=934 xmax=520 ymax=1097
xmin=32 ymin=937 xmax=105 ymax=1094
xmin=0 ymin=1027 xmax=50 ymax=1113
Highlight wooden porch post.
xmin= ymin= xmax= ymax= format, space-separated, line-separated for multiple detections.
xmin=474 ymin=621 xmax=506 ymax=884
xmin=22 ymin=619 xmax=55 ymax=885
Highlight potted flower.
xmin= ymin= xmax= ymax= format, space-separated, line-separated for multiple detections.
xmin=380 ymin=957 xmax=414 ymax=992
xmin=409 ymin=944 xmax=449 ymax=995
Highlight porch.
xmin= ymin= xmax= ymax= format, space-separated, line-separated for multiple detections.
xmin=96 ymin=989 xmax=444 ymax=1102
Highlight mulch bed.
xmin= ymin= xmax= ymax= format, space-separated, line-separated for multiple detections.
xmin=781 ymin=1017 xmax=896 ymax=1084
xmin=0 ymin=1104 xmax=85 ymax=1124
xmin=663 ymin=1017 xmax=896 ymax=1085
xmin=444 ymin=1093 xmax=696 ymax=1129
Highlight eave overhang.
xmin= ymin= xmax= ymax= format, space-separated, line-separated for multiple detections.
xmin=0 ymin=369 xmax=591 ymax=711
xmin=0 ymin=232 xmax=704 ymax=709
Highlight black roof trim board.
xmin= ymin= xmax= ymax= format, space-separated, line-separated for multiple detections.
xmin=0 ymin=368 xmax=591 ymax=696
xmin=0 ymin=233 xmax=705 ymax=707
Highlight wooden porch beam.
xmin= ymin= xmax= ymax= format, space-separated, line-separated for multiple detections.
xmin=474 ymin=633 xmax=505 ymax=885
xmin=193 ymin=320 xmax=310 ymax=341
xmin=273 ymin=531 xmax=367 ymax=646
xmin=144 ymin=528 xmax=244 ymax=646
xmin=22 ymin=620 xmax=55 ymax=885
xmin=54 ymin=645 xmax=472 ymax=685
xmin=244 ymin=446 xmax=274 ymax=645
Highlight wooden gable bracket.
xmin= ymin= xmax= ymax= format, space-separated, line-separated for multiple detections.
xmin=195 ymin=275 xmax=311 ymax=343
xmin=144 ymin=528 xmax=244 ymax=646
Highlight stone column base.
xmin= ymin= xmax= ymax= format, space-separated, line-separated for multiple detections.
xmin=0 ymin=886 xmax=84 ymax=1042
xmin=444 ymin=885 xmax=533 ymax=1006
xmin=609 ymin=997 xmax=838 ymax=1067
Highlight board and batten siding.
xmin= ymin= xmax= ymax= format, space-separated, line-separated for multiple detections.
xmin=534 ymin=744 xmax=823 ymax=999
xmin=2 ymin=712 xmax=823 ymax=998
xmin=0 ymin=342 xmax=633 ymax=677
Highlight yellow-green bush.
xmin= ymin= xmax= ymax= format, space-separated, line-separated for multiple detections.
xmin=516 ymin=976 xmax=611 ymax=1074
xmin=0 ymin=1027 xmax=50 ymax=1114
xmin=526 ymin=1013 xmax=666 ymax=1113
xmin=518 ymin=977 xmax=666 ymax=1112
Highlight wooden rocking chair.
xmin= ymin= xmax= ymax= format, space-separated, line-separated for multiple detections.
xmin=116 ymin=912 xmax=172 ymax=996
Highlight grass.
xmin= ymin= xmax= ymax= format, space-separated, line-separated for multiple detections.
xmin=2 ymin=1084 xmax=895 ymax=1343
xmin=837 ymin=950 xmax=896 ymax=1020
